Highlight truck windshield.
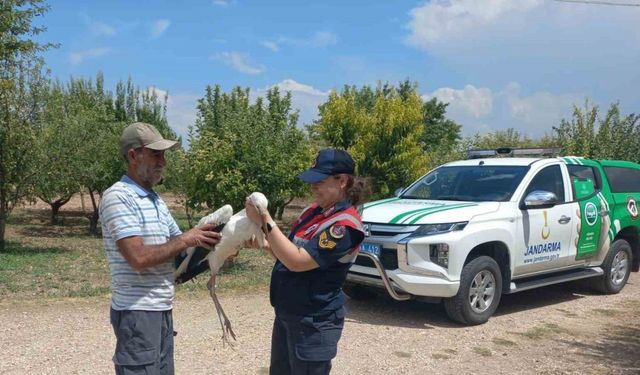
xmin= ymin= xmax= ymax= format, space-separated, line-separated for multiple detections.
xmin=402 ymin=165 xmax=529 ymax=202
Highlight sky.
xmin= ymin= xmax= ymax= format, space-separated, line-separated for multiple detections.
xmin=37 ymin=0 xmax=640 ymax=142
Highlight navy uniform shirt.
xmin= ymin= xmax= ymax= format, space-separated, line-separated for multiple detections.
xmin=270 ymin=200 xmax=364 ymax=316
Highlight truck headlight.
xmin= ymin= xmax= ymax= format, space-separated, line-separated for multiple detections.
xmin=411 ymin=222 xmax=467 ymax=237
xmin=430 ymin=244 xmax=449 ymax=268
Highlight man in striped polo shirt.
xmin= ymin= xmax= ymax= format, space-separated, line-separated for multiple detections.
xmin=100 ymin=122 xmax=221 ymax=375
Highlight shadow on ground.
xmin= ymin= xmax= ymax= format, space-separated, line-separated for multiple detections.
xmin=345 ymin=280 xmax=600 ymax=329
xmin=559 ymin=324 xmax=640 ymax=373
xmin=345 ymin=296 xmax=453 ymax=329
xmin=17 ymin=224 xmax=94 ymax=239
xmin=496 ymin=280 xmax=593 ymax=316
xmin=0 ymin=240 xmax=71 ymax=256
xmin=10 ymin=209 xmax=99 ymax=239
xmin=9 ymin=208 xmax=91 ymax=226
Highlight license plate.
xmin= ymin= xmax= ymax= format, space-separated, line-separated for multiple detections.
xmin=360 ymin=242 xmax=381 ymax=257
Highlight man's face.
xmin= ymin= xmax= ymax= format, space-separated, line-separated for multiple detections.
xmin=133 ymin=148 xmax=166 ymax=187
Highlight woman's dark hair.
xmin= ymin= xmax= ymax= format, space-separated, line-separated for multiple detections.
xmin=342 ymin=175 xmax=370 ymax=207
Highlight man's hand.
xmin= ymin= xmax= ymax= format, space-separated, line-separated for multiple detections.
xmin=118 ymin=224 xmax=221 ymax=272
xmin=180 ymin=223 xmax=221 ymax=250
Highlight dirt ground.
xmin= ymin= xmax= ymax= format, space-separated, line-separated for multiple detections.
xmin=6 ymin=195 xmax=639 ymax=374
xmin=1 ymin=273 xmax=639 ymax=375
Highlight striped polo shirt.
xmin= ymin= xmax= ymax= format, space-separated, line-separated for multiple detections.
xmin=99 ymin=175 xmax=182 ymax=311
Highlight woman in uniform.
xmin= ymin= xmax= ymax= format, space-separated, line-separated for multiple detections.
xmin=245 ymin=148 xmax=366 ymax=375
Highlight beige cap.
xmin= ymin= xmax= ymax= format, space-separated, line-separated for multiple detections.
xmin=120 ymin=122 xmax=179 ymax=157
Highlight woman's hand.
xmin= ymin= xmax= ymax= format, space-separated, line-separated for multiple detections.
xmin=245 ymin=196 xmax=270 ymax=224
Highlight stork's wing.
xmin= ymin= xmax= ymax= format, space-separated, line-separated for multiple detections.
xmin=197 ymin=204 xmax=233 ymax=227
xmin=174 ymin=247 xmax=210 ymax=285
xmin=174 ymin=222 xmax=226 ymax=285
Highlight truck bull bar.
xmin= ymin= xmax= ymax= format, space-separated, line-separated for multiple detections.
xmin=355 ymin=251 xmax=411 ymax=301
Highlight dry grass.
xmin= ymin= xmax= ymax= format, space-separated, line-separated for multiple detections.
xmin=592 ymin=308 xmax=621 ymax=316
xmin=472 ymin=347 xmax=492 ymax=357
xmin=392 ymin=351 xmax=412 ymax=358
xmin=432 ymin=353 xmax=450 ymax=360
xmin=1 ymin=195 xmax=305 ymax=300
xmin=492 ymin=337 xmax=517 ymax=347
xmin=514 ymin=322 xmax=571 ymax=340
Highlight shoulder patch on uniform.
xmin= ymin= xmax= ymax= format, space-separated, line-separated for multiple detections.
xmin=329 ymin=224 xmax=345 ymax=239
xmin=318 ymin=231 xmax=337 ymax=250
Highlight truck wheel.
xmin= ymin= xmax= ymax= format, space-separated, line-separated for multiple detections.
xmin=592 ymin=239 xmax=632 ymax=294
xmin=444 ymin=256 xmax=502 ymax=325
xmin=342 ymin=283 xmax=376 ymax=300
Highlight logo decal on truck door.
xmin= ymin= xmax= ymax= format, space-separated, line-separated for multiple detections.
xmin=584 ymin=202 xmax=598 ymax=226
xmin=627 ymin=197 xmax=638 ymax=220
xmin=541 ymin=210 xmax=551 ymax=240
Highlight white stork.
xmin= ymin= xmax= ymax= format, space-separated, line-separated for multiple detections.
xmin=173 ymin=204 xmax=233 ymax=278
xmin=174 ymin=192 xmax=268 ymax=346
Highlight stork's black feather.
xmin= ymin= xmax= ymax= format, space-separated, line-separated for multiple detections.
xmin=174 ymin=222 xmax=226 ymax=285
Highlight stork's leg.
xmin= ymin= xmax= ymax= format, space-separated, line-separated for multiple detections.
xmin=207 ymin=275 xmax=237 ymax=347
xmin=206 ymin=276 xmax=226 ymax=338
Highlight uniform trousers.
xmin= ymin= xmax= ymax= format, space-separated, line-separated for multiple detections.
xmin=270 ymin=307 xmax=345 ymax=375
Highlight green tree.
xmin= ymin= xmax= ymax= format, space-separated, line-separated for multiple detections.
xmin=553 ymin=101 xmax=640 ymax=162
xmin=314 ymin=89 xmax=369 ymax=151
xmin=35 ymin=73 xmax=173 ymax=234
xmin=316 ymin=82 xmax=428 ymax=198
xmin=60 ymin=75 xmax=123 ymax=234
xmin=182 ymin=85 xmax=311 ymax=219
xmin=422 ymin=98 xmax=461 ymax=153
xmin=163 ymin=144 xmax=197 ymax=226
xmin=0 ymin=0 xmax=56 ymax=249
xmin=593 ymin=103 xmax=640 ymax=162
xmin=469 ymin=128 xmax=539 ymax=150
xmin=255 ymin=88 xmax=311 ymax=218
xmin=137 ymin=87 xmax=175 ymax=140
xmin=35 ymin=80 xmax=85 ymax=224
xmin=553 ymin=100 xmax=599 ymax=158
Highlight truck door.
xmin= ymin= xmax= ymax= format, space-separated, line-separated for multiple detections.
xmin=567 ymin=164 xmax=604 ymax=260
xmin=514 ymin=165 xmax=574 ymax=275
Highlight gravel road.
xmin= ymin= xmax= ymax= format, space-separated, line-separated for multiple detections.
xmin=2 ymin=274 xmax=639 ymax=375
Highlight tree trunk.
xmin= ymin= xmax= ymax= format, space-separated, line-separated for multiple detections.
xmin=89 ymin=210 xmax=99 ymax=235
xmin=0 ymin=213 xmax=6 ymax=252
xmin=51 ymin=202 xmax=61 ymax=225
xmin=80 ymin=189 xmax=86 ymax=213
xmin=184 ymin=201 xmax=194 ymax=229
xmin=49 ymin=196 xmax=71 ymax=225
xmin=88 ymin=190 xmax=100 ymax=236
xmin=276 ymin=197 xmax=295 ymax=220
xmin=0 ymin=197 xmax=14 ymax=252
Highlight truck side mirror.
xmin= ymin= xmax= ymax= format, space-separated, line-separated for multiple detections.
xmin=522 ymin=190 xmax=558 ymax=209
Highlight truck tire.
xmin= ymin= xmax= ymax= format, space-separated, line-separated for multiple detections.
xmin=592 ymin=239 xmax=632 ymax=294
xmin=444 ymin=256 xmax=502 ymax=325
xmin=342 ymin=283 xmax=376 ymax=300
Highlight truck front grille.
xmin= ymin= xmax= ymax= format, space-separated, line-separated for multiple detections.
xmin=355 ymin=247 xmax=399 ymax=270
xmin=354 ymin=223 xmax=416 ymax=271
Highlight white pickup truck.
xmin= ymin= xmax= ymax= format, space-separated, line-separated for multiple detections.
xmin=346 ymin=148 xmax=640 ymax=325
